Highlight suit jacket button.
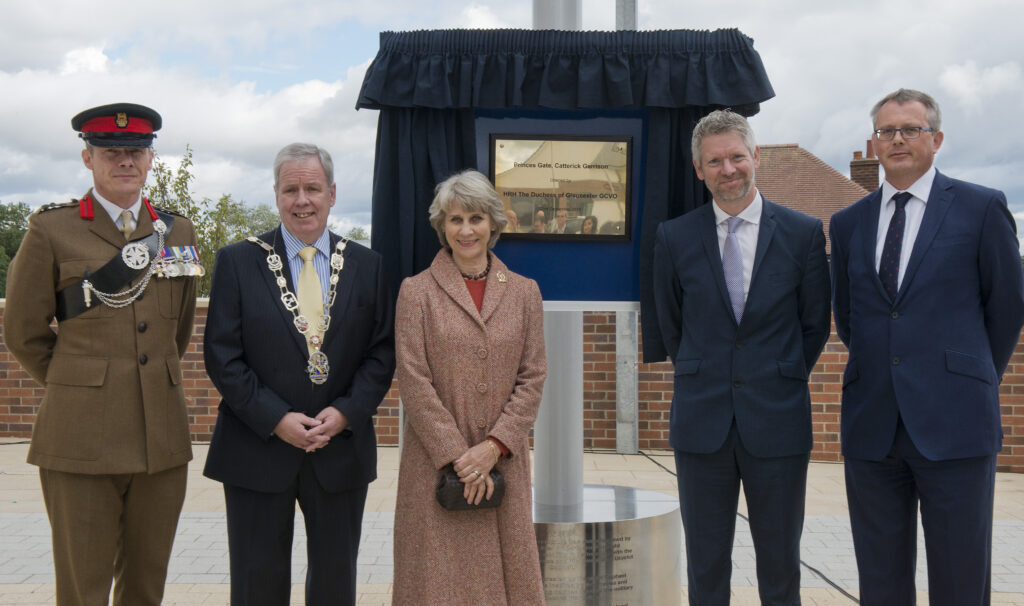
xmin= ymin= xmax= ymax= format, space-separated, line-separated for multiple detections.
xmin=891 ymin=311 xmax=899 ymax=319
xmin=735 ymin=342 xmax=743 ymax=349
xmin=139 ymin=354 xmax=148 ymax=365
xmin=733 ymin=380 xmax=741 ymax=388
xmin=892 ymin=357 xmax=900 ymax=365
xmin=478 ymin=348 xmax=488 ymax=359
xmin=138 ymin=321 xmax=147 ymax=332
xmin=476 ymin=383 xmax=487 ymax=393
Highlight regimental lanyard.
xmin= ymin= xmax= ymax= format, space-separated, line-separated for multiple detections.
xmin=248 ymin=236 xmax=348 ymax=385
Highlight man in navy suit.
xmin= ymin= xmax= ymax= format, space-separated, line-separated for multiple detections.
xmin=653 ymin=110 xmax=831 ymax=604
xmin=203 ymin=143 xmax=395 ymax=605
xmin=830 ymin=89 xmax=1024 ymax=605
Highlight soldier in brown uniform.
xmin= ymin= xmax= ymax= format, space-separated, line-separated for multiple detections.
xmin=3 ymin=103 xmax=201 ymax=606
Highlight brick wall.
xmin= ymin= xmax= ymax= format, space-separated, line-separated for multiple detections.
xmin=1 ymin=303 xmax=1022 ymax=472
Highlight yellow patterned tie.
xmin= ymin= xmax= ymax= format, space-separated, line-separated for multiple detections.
xmin=296 ymin=246 xmax=323 ymax=354
xmin=119 ymin=210 xmax=134 ymax=240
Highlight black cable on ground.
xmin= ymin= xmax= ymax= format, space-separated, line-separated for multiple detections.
xmin=635 ymin=450 xmax=861 ymax=604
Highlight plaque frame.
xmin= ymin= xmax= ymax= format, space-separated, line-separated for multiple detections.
xmin=490 ymin=134 xmax=632 ymax=241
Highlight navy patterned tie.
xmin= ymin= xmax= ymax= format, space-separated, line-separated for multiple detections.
xmin=879 ymin=192 xmax=912 ymax=299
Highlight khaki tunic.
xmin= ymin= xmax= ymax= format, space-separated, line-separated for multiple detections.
xmin=393 ymin=250 xmax=546 ymax=605
xmin=4 ymin=197 xmax=198 ymax=474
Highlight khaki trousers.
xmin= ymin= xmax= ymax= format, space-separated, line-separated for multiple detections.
xmin=39 ymin=464 xmax=187 ymax=606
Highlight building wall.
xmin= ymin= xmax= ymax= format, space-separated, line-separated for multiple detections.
xmin=1 ymin=304 xmax=1022 ymax=472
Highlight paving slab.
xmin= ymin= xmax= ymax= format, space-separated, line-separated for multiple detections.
xmin=1 ymin=439 xmax=1023 ymax=604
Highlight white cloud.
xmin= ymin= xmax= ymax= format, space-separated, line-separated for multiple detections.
xmin=3 ymin=0 xmax=1024 ymax=225
xmin=59 ymin=47 xmax=109 ymax=75
xmin=0 ymin=147 xmax=34 ymax=178
xmin=0 ymin=43 xmax=377 ymax=213
xmin=939 ymin=60 xmax=1023 ymax=110
xmin=460 ymin=4 xmax=507 ymax=29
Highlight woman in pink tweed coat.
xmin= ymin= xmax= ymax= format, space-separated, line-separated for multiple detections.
xmin=392 ymin=170 xmax=547 ymax=605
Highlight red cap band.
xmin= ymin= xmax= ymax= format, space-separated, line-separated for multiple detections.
xmin=79 ymin=116 xmax=154 ymax=134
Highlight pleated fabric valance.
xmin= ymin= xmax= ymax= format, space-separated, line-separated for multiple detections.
xmin=356 ymin=28 xmax=774 ymax=113
xmin=355 ymin=28 xmax=774 ymax=360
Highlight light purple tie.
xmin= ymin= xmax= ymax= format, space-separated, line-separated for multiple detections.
xmin=723 ymin=216 xmax=745 ymax=323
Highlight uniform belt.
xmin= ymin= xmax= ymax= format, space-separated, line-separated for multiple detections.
xmin=55 ymin=211 xmax=175 ymax=321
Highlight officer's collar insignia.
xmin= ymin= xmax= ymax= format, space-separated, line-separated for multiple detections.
xmin=115 ymin=112 xmax=129 ymax=128
xmin=79 ymin=192 xmax=94 ymax=220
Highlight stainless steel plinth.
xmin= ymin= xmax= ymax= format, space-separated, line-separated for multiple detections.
xmin=534 ymin=485 xmax=681 ymax=605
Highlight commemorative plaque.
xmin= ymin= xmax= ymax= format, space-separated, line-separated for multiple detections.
xmin=491 ymin=134 xmax=632 ymax=241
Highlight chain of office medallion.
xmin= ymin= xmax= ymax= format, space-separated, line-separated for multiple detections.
xmin=247 ymin=236 xmax=349 ymax=339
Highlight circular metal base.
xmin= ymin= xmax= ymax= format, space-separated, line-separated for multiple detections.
xmin=534 ymin=484 xmax=681 ymax=605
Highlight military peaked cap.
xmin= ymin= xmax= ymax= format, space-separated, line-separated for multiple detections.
xmin=71 ymin=102 xmax=161 ymax=148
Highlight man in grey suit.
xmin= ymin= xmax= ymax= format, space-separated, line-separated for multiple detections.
xmin=653 ymin=110 xmax=831 ymax=604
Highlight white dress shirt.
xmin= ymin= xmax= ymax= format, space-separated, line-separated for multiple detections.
xmin=92 ymin=190 xmax=142 ymax=234
xmin=712 ymin=191 xmax=762 ymax=303
xmin=874 ymin=166 xmax=936 ymax=288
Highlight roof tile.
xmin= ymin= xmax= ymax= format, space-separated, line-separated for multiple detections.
xmin=755 ymin=144 xmax=869 ymax=253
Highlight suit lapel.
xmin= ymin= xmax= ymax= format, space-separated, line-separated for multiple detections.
xmin=132 ymin=208 xmax=155 ymax=241
xmin=697 ymin=205 xmax=735 ymax=325
xmin=430 ymin=251 xmax=487 ymax=330
xmin=480 ymin=255 xmax=511 ymax=323
xmin=749 ymin=201 xmax=777 ymax=290
xmin=897 ymin=172 xmax=954 ymax=301
xmin=257 ymin=227 xmax=309 ymax=356
xmin=322 ymin=233 xmax=358 ymax=348
xmin=858 ymin=190 xmax=890 ymax=301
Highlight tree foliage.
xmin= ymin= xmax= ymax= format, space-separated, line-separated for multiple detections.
xmin=145 ymin=145 xmax=279 ymax=296
xmin=344 ymin=226 xmax=369 ymax=241
xmin=0 ymin=146 xmax=282 ymax=299
xmin=0 ymin=201 xmax=33 ymax=295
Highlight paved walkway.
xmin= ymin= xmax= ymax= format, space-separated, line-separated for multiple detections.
xmin=1 ymin=439 xmax=1023 ymax=604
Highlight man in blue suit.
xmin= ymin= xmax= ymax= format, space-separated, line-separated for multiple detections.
xmin=203 ymin=143 xmax=395 ymax=605
xmin=830 ymin=89 xmax=1024 ymax=606
xmin=654 ymin=110 xmax=831 ymax=604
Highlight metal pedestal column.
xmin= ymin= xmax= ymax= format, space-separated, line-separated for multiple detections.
xmin=533 ymin=304 xmax=680 ymax=605
xmin=533 ymin=309 xmax=584 ymax=516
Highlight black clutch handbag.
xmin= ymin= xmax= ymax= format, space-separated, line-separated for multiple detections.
xmin=436 ymin=463 xmax=505 ymax=510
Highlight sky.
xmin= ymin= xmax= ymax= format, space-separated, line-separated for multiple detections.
xmin=2 ymin=0 xmax=1022 ymax=236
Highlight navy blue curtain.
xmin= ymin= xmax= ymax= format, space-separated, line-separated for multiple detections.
xmin=637 ymin=107 xmax=713 ymax=360
xmin=355 ymin=28 xmax=774 ymax=361
xmin=368 ymin=108 xmax=477 ymax=286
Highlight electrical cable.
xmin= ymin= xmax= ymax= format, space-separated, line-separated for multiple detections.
xmin=632 ymin=449 xmax=861 ymax=604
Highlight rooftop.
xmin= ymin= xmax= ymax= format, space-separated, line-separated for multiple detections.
xmin=756 ymin=144 xmax=870 ymax=253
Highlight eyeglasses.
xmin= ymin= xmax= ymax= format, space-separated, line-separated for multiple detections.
xmin=873 ymin=126 xmax=936 ymax=141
